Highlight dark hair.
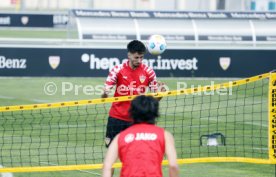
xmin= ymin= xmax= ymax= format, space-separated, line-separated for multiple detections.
xmin=127 ymin=40 xmax=146 ymax=54
xmin=129 ymin=95 xmax=159 ymax=124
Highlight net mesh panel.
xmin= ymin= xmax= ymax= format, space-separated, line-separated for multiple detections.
xmin=163 ymin=78 xmax=268 ymax=159
xmin=0 ymin=104 xmax=109 ymax=167
xmin=0 ymin=75 xmax=269 ymax=169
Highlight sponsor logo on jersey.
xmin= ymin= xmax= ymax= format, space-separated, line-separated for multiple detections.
xmin=124 ymin=132 xmax=158 ymax=143
xmin=139 ymin=75 xmax=146 ymax=83
xmin=125 ymin=133 xmax=135 ymax=143
xmin=135 ymin=133 xmax=157 ymax=141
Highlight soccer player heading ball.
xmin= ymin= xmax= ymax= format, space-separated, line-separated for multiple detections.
xmin=102 ymin=95 xmax=179 ymax=177
xmin=102 ymin=39 xmax=166 ymax=148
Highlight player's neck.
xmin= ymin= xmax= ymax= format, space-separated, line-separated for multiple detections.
xmin=129 ymin=62 xmax=139 ymax=70
xmin=130 ymin=65 xmax=138 ymax=70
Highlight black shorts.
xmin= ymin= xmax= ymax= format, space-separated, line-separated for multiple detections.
xmin=105 ymin=117 xmax=132 ymax=147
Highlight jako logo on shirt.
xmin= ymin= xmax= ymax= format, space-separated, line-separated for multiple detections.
xmin=136 ymin=133 xmax=157 ymax=141
xmin=125 ymin=133 xmax=157 ymax=143
xmin=125 ymin=134 xmax=135 ymax=143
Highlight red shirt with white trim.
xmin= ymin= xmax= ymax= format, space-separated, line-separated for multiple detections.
xmin=118 ymin=123 xmax=165 ymax=177
xmin=104 ymin=61 xmax=157 ymax=122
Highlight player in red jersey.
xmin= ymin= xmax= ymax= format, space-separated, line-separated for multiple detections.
xmin=102 ymin=95 xmax=179 ymax=177
xmin=102 ymin=40 xmax=164 ymax=148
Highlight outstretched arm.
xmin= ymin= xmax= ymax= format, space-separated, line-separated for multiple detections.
xmin=165 ymin=131 xmax=179 ymax=177
xmin=102 ymin=135 xmax=119 ymax=177
xmin=101 ymin=90 xmax=109 ymax=98
xmin=101 ymin=66 xmax=120 ymax=98
xmin=147 ymin=66 xmax=167 ymax=100
xmin=155 ymin=81 xmax=167 ymax=101
xmin=148 ymin=75 xmax=167 ymax=101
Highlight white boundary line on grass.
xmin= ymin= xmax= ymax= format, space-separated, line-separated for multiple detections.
xmin=0 ymin=95 xmax=51 ymax=104
xmin=39 ymin=162 xmax=101 ymax=176
xmin=0 ymin=165 xmax=13 ymax=177
xmin=30 ymin=99 xmax=52 ymax=103
xmin=0 ymin=95 xmax=15 ymax=100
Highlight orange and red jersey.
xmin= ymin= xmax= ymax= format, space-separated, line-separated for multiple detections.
xmin=118 ymin=123 xmax=165 ymax=177
xmin=104 ymin=61 xmax=157 ymax=121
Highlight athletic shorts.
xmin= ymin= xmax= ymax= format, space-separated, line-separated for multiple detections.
xmin=105 ymin=117 xmax=132 ymax=147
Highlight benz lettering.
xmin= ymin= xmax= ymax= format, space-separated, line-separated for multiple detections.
xmin=0 ymin=56 xmax=27 ymax=69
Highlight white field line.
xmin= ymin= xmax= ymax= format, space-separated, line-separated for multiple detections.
xmin=30 ymin=99 xmax=51 ymax=103
xmin=201 ymin=117 xmax=268 ymax=127
xmin=0 ymin=95 xmax=15 ymax=99
xmin=0 ymin=165 xmax=13 ymax=177
xmin=39 ymin=162 xmax=101 ymax=176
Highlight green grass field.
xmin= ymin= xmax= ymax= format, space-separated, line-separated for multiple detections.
xmin=0 ymin=77 xmax=274 ymax=177
xmin=0 ymin=29 xmax=69 ymax=39
xmin=0 ymin=20 xmax=274 ymax=176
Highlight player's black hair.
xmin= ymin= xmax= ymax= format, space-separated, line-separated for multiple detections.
xmin=127 ymin=40 xmax=146 ymax=54
xmin=129 ymin=95 xmax=159 ymax=124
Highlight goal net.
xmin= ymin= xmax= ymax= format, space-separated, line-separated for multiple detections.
xmin=0 ymin=72 xmax=275 ymax=173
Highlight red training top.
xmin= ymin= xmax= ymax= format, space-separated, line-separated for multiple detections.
xmin=118 ymin=123 xmax=165 ymax=177
xmin=104 ymin=61 xmax=157 ymax=121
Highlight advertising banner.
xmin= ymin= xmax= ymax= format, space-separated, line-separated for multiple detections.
xmin=0 ymin=47 xmax=275 ymax=77
xmin=72 ymin=9 xmax=276 ymax=20
xmin=0 ymin=13 xmax=68 ymax=27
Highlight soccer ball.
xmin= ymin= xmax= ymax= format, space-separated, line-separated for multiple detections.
xmin=147 ymin=35 xmax=167 ymax=55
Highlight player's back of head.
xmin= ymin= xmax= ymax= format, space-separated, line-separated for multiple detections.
xmin=129 ymin=95 xmax=159 ymax=124
xmin=127 ymin=40 xmax=146 ymax=54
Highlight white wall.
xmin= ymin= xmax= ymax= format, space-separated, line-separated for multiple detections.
xmin=177 ymin=0 xmax=217 ymax=10
xmin=93 ymin=0 xmax=134 ymax=10
xmin=1 ymin=0 xmax=13 ymax=8
xmin=93 ymin=0 xmax=162 ymax=10
xmin=225 ymin=0 xmax=246 ymax=10
xmin=135 ymin=0 xmax=154 ymax=10
xmin=152 ymin=0 xmax=176 ymax=10
xmin=0 ymin=0 xmax=92 ymax=10
xmin=0 ymin=0 xmax=273 ymax=11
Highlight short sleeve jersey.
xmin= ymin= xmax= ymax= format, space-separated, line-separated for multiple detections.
xmin=104 ymin=61 xmax=157 ymax=121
